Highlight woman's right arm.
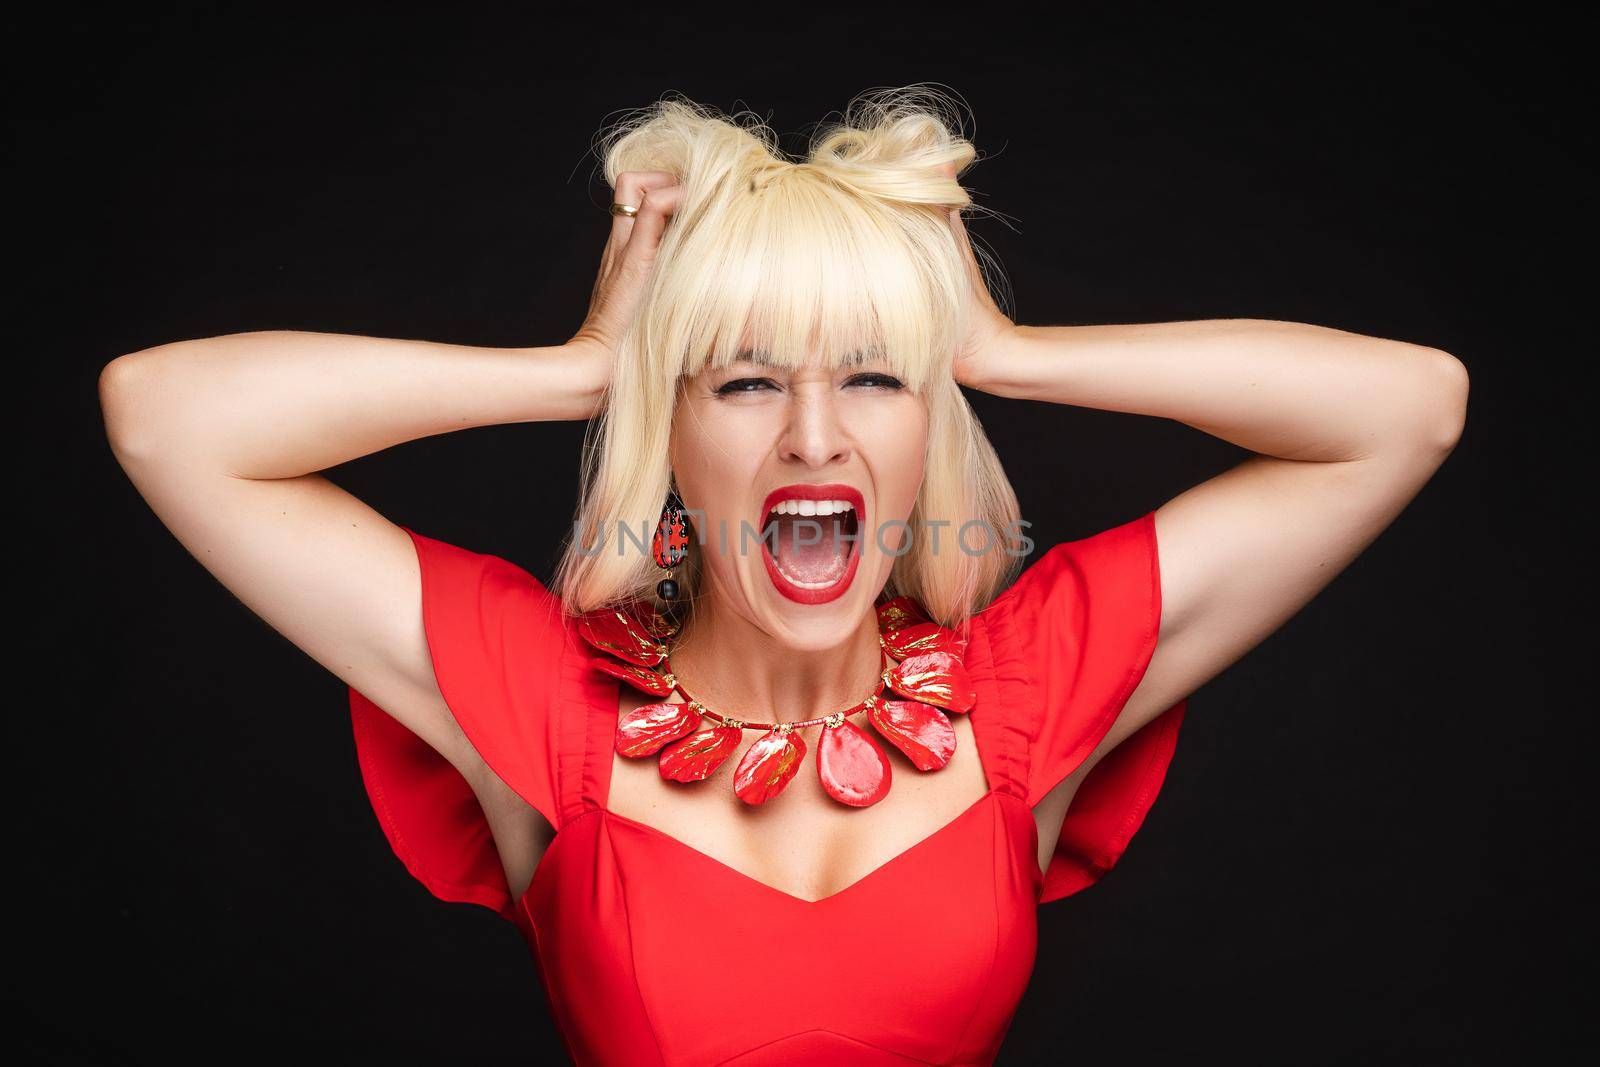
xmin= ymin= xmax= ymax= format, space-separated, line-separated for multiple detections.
xmin=97 ymin=332 xmax=607 ymax=771
xmin=97 ymin=170 xmax=686 ymax=782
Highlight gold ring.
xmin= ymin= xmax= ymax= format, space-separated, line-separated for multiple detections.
xmin=609 ymin=202 xmax=640 ymax=218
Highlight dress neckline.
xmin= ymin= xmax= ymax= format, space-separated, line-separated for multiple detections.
xmin=596 ymin=787 xmax=1006 ymax=907
xmin=578 ymin=655 xmax=1008 ymax=906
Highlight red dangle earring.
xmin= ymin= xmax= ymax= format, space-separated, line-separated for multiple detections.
xmin=652 ymin=489 xmax=690 ymax=602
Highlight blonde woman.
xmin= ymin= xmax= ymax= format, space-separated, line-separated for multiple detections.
xmin=98 ymin=87 xmax=1467 ymax=1065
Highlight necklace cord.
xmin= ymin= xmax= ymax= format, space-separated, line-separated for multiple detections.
xmin=662 ymin=644 xmax=894 ymax=731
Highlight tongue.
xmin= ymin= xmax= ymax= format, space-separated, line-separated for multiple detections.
xmin=770 ymin=512 xmax=852 ymax=586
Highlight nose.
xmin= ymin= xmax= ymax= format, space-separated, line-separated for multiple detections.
xmin=775 ymin=381 xmax=852 ymax=469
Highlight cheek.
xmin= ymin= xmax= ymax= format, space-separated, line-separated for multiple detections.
xmin=670 ymin=401 xmax=763 ymax=516
xmin=853 ymin=401 xmax=928 ymax=510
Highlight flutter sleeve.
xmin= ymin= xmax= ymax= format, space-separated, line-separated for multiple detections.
xmin=1000 ymin=510 xmax=1187 ymax=904
xmin=346 ymin=525 xmax=569 ymax=922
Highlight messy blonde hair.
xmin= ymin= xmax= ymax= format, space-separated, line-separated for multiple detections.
xmin=552 ymin=84 xmax=1026 ymax=630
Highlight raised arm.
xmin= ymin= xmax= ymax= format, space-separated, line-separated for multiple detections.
xmin=98 ymin=332 xmax=607 ymax=767
xmin=96 ymin=172 xmax=683 ymax=788
xmin=935 ymin=179 xmax=1469 ymax=766
xmin=974 ymin=318 xmax=1467 ymax=751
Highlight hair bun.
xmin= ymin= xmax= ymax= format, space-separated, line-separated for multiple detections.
xmin=804 ymin=84 xmax=979 ymax=201
xmin=594 ymin=83 xmax=980 ymax=211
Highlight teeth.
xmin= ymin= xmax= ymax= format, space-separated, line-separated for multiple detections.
xmin=767 ymin=499 xmax=856 ymax=517
xmin=783 ymin=572 xmax=845 ymax=590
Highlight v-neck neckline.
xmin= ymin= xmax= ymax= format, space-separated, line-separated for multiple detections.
xmin=598 ymin=787 xmax=1005 ymax=907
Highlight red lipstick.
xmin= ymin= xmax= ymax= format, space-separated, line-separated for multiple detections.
xmin=757 ymin=482 xmax=865 ymax=605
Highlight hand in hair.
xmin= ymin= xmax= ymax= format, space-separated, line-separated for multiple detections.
xmin=567 ymin=170 xmax=685 ymax=385
xmin=935 ymin=160 xmax=1015 ymax=390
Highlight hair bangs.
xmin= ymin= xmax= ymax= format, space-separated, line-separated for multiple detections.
xmin=661 ymin=171 xmax=960 ymax=391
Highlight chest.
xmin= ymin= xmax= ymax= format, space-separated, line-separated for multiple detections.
xmin=520 ymin=773 xmax=1045 ymax=1066
xmin=505 ymin=624 xmax=1050 ymax=1064
xmin=606 ymin=688 xmax=999 ymax=903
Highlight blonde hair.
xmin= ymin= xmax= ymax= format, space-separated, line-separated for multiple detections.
xmin=552 ymin=84 xmax=1027 ymax=632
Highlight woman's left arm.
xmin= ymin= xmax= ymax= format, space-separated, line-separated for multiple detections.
xmin=966 ymin=317 xmax=1469 ymax=746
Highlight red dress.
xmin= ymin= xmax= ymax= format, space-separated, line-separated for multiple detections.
xmin=348 ymin=510 xmax=1187 ymax=1066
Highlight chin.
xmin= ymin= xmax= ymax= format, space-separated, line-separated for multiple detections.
xmin=745 ymin=556 xmax=896 ymax=655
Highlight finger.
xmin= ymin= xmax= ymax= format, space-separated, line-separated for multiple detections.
xmin=942 ymin=203 xmax=980 ymax=275
xmin=930 ymin=162 xmax=998 ymax=318
xmin=943 ymin=208 xmax=997 ymax=318
xmin=579 ymin=184 xmax=685 ymax=353
xmin=619 ymin=184 xmax=685 ymax=267
xmin=609 ymin=170 xmax=679 ymax=246
xmin=930 ymin=160 xmax=976 ymax=257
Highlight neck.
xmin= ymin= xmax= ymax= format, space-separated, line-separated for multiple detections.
xmin=667 ymin=589 xmax=884 ymax=726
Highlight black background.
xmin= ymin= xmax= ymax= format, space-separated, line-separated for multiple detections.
xmin=14 ymin=2 xmax=1590 ymax=1063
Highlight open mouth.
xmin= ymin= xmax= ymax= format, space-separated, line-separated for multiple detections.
xmin=758 ymin=488 xmax=864 ymax=605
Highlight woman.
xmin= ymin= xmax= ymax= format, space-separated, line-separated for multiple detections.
xmin=98 ymin=87 xmax=1467 ymax=1065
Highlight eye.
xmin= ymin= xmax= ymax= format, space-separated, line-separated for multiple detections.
xmin=846 ymin=372 xmax=905 ymax=390
xmin=714 ymin=376 xmax=779 ymax=395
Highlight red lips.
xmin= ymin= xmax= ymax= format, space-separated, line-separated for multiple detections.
xmin=759 ymin=482 xmax=865 ymax=518
xmin=758 ymin=482 xmax=865 ymax=605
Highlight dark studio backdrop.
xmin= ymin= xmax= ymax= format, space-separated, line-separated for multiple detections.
xmin=14 ymin=3 xmax=1589 ymax=1064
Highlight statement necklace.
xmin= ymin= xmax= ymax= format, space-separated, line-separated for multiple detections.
xmin=578 ymin=596 xmax=977 ymax=807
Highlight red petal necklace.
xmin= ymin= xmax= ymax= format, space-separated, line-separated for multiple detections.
xmin=578 ymin=595 xmax=977 ymax=807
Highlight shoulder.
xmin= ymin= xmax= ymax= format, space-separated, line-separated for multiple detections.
xmin=970 ymin=510 xmax=1168 ymax=800
xmin=348 ymin=526 xmax=578 ymax=921
xmin=404 ymin=525 xmax=568 ymax=621
xmin=974 ymin=509 xmax=1160 ymax=651
xmin=969 ymin=511 xmax=1185 ymax=902
xmin=397 ymin=525 xmax=574 ymax=821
